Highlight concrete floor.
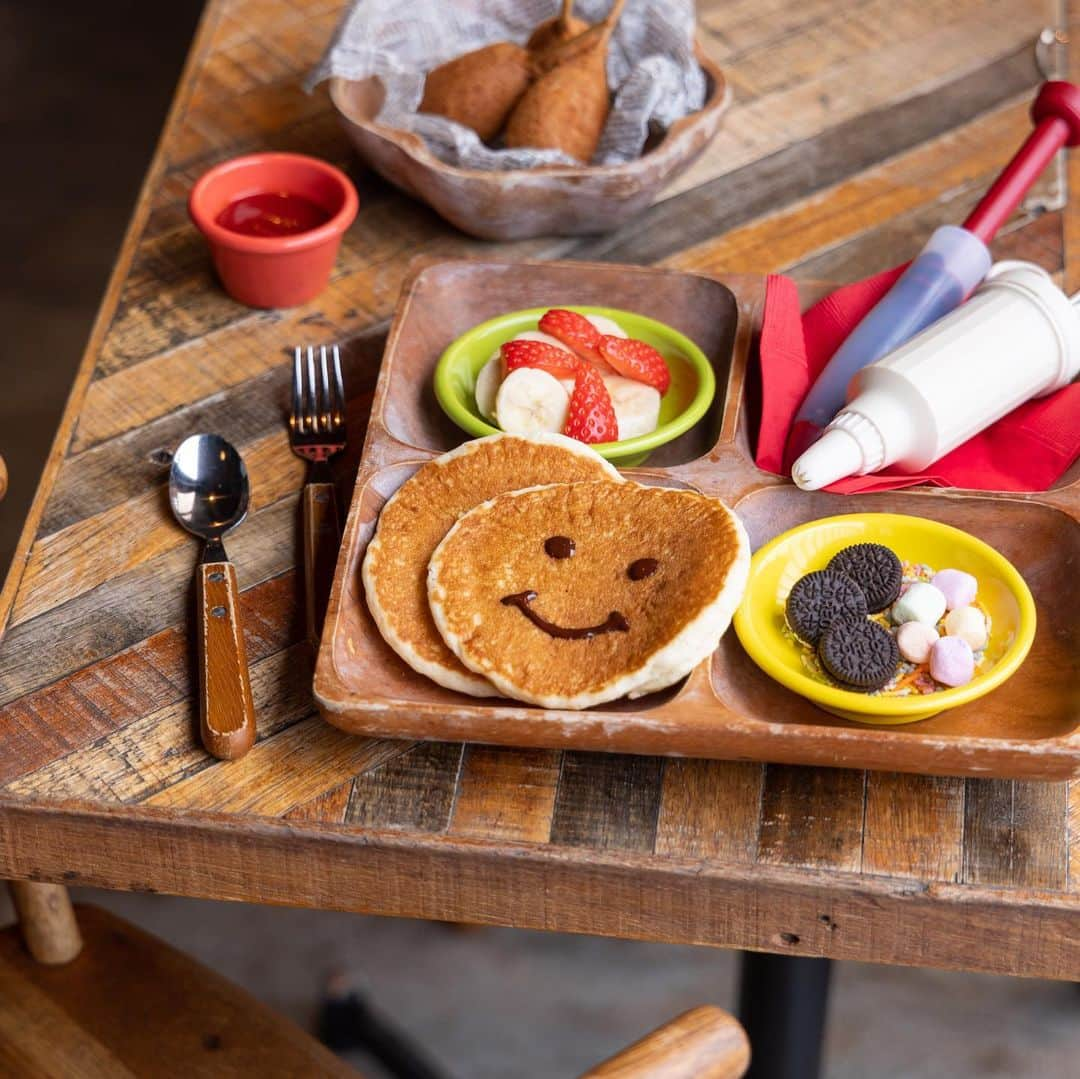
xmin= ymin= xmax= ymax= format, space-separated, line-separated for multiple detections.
xmin=1 ymin=3 xmax=1077 ymax=1077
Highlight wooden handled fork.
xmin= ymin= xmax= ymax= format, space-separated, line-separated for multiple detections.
xmin=289 ymin=345 xmax=346 ymax=646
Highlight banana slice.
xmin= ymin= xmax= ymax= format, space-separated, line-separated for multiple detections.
xmin=585 ymin=314 xmax=628 ymax=338
xmin=604 ymin=375 xmax=661 ymax=440
xmin=476 ymin=321 xmax=626 ymax=429
xmin=495 ymin=368 xmax=571 ymax=435
xmin=476 ymin=330 xmax=571 ymax=421
xmin=474 ymin=356 xmax=502 ymax=421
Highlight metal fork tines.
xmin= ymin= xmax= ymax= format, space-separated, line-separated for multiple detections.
xmin=290 ymin=344 xmax=346 ymax=645
xmin=290 ymin=345 xmax=346 ymax=465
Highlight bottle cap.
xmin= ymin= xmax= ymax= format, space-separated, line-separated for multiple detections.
xmin=791 ymin=427 xmax=865 ymax=491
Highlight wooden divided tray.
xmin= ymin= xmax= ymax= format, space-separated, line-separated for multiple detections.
xmin=314 ymin=259 xmax=1080 ymax=780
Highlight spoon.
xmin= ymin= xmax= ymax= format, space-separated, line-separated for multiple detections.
xmin=169 ymin=434 xmax=256 ymax=760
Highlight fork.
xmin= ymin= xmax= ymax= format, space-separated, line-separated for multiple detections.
xmin=290 ymin=345 xmax=346 ymax=645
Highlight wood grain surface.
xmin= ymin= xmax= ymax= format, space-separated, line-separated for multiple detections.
xmin=196 ymin=559 xmax=258 ymax=759
xmin=7 ymin=882 xmax=83 ymax=966
xmin=0 ymin=905 xmax=356 ymax=1077
xmin=0 ymin=0 xmax=1076 ymax=980
xmin=302 ymin=480 xmax=340 ymax=644
xmin=579 ymin=1005 xmax=749 ymax=1079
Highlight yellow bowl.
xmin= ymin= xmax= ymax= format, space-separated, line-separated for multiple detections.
xmin=732 ymin=513 xmax=1037 ymax=724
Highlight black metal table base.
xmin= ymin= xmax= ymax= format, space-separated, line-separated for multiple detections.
xmin=318 ymin=981 xmax=451 ymax=1079
xmin=737 ymin=952 xmax=833 ymax=1079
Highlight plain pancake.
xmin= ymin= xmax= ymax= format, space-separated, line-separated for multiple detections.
xmin=361 ymin=433 xmax=622 ymax=696
xmin=428 ymin=481 xmax=750 ymax=709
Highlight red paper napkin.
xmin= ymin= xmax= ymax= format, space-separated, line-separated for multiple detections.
xmin=755 ymin=269 xmax=1080 ymax=492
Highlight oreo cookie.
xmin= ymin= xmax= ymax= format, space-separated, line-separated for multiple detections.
xmin=784 ymin=570 xmax=867 ymax=645
xmin=827 ymin=543 xmax=902 ymax=613
xmin=818 ymin=613 xmax=900 ymax=690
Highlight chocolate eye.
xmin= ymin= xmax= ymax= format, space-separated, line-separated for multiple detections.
xmin=627 ymin=558 xmax=659 ymax=581
xmin=544 ymin=536 xmax=575 ymax=559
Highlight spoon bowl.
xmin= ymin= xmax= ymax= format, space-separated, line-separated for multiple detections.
xmin=169 ymin=434 xmax=249 ymax=541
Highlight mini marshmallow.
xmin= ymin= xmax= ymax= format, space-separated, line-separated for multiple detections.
xmin=944 ymin=605 xmax=988 ymax=651
xmin=896 ymin=621 xmax=939 ymax=664
xmin=929 ymin=636 xmax=975 ymax=687
xmin=931 ymin=568 xmax=977 ymax=610
xmin=890 ymin=581 xmax=946 ymax=627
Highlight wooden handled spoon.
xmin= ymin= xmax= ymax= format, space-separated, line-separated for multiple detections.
xmin=169 ymin=434 xmax=256 ymax=760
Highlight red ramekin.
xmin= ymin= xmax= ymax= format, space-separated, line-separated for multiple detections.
xmin=188 ymin=152 xmax=359 ymax=309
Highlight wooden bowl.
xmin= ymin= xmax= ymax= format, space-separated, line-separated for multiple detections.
xmin=328 ymin=50 xmax=730 ymax=240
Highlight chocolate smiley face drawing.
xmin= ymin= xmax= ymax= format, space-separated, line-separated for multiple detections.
xmin=501 ymin=539 xmax=659 ymax=639
xmin=428 ymin=481 xmax=751 ymax=709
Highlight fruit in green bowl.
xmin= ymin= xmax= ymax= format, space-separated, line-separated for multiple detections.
xmin=434 ymin=305 xmax=716 ymax=467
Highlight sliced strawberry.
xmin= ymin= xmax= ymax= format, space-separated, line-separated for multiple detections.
xmin=538 ymin=309 xmax=604 ymax=365
xmin=597 ymin=336 xmax=671 ymax=394
xmin=501 ymin=339 xmax=582 ymax=380
xmin=564 ymin=364 xmax=618 ymax=444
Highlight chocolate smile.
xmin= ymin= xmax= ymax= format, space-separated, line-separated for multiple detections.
xmin=501 ymin=591 xmax=629 ymax=640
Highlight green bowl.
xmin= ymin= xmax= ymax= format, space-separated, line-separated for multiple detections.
xmin=433 ymin=305 xmax=717 ymax=467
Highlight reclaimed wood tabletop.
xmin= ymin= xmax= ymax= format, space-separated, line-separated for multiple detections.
xmin=0 ymin=0 xmax=1076 ymax=980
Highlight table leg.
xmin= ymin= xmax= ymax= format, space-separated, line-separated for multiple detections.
xmin=318 ymin=976 xmax=449 ymax=1079
xmin=736 ymin=952 xmax=832 ymax=1079
xmin=7 ymin=881 xmax=83 ymax=965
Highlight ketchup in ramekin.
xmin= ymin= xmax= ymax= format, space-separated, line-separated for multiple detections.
xmin=215 ymin=192 xmax=333 ymax=238
xmin=189 ymin=153 xmax=358 ymax=309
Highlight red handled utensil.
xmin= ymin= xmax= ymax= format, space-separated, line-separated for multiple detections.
xmin=963 ymin=81 xmax=1080 ymax=242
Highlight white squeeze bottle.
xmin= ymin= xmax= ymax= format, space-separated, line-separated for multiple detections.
xmin=791 ymin=262 xmax=1080 ymax=491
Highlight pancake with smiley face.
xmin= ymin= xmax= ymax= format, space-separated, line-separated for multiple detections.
xmin=362 ymin=433 xmax=622 ymax=696
xmin=428 ymin=482 xmax=750 ymax=709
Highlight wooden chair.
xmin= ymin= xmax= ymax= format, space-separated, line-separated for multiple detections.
xmin=2 ymin=885 xmax=749 ymax=1078
xmin=1 ymin=890 xmax=357 ymax=1078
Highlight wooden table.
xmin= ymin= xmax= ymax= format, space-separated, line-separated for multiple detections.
xmin=0 ymin=0 xmax=1077 ymax=995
